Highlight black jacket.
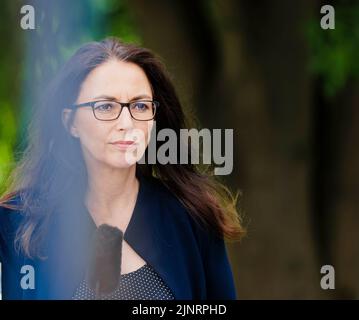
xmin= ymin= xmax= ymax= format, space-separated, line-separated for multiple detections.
xmin=0 ymin=174 xmax=237 ymax=299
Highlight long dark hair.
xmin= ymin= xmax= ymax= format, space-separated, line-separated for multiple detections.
xmin=0 ymin=37 xmax=245 ymax=258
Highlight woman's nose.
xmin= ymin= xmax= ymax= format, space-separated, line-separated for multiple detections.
xmin=115 ymin=107 xmax=134 ymax=130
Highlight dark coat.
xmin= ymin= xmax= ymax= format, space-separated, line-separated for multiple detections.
xmin=0 ymin=174 xmax=237 ymax=300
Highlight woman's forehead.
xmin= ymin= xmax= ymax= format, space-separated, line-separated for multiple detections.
xmin=77 ymin=60 xmax=153 ymax=102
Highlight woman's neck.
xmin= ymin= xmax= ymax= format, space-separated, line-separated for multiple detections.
xmin=85 ymin=164 xmax=139 ymax=227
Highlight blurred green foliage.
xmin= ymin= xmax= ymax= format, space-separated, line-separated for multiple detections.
xmin=0 ymin=104 xmax=17 ymax=192
xmin=0 ymin=0 xmax=22 ymax=194
xmin=307 ymin=2 xmax=359 ymax=97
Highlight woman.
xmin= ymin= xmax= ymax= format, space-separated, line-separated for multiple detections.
xmin=0 ymin=37 xmax=245 ymax=300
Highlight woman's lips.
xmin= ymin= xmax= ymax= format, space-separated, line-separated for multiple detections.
xmin=110 ymin=141 xmax=137 ymax=150
xmin=112 ymin=141 xmax=135 ymax=145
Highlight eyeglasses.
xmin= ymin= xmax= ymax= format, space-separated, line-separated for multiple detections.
xmin=71 ymin=99 xmax=159 ymax=121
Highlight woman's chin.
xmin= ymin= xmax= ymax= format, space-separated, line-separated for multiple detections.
xmin=108 ymin=157 xmax=137 ymax=169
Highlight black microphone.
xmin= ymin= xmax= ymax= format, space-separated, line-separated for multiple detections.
xmin=86 ymin=224 xmax=123 ymax=298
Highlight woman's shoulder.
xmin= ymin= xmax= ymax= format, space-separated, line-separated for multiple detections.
xmin=143 ymin=175 xmax=220 ymax=247
xmin=142 ymin=175 xmax=194 ymax=221
xmin=0 ymin=192 xmax=26 ymax=240
xmin=0 ymin=192 xmax=27 ymax=263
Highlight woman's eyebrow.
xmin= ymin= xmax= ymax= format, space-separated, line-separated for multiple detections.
xmin=130 ymin=94 xmax=152 ymax=101
xmin=92 ymin=94 xmax=152 ymax=101
xmin=92 ymin=94 xmax=117 ymax=101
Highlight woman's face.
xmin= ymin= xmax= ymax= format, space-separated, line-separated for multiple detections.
xmin=63 ymin=59 xmax=154 ymax=169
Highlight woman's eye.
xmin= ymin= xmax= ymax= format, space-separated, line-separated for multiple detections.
xmin=96 ymin=103 xmax=113 ymax=111
xmin=132 ymin=102 xmax=149 ymax=112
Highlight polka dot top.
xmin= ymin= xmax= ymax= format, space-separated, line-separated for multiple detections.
xmin=72 ymin=263 xmax=175 ymax=300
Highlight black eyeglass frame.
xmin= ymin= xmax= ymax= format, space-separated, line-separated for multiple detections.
xmin=71 ymin=99 xmax=159 ymax=121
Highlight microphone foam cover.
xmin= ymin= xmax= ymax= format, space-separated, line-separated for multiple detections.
xmin=86 ymin=224 xmax=123 ymax=296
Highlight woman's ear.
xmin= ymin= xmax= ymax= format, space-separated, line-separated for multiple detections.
xmin=62 ymin=108 xmax=79 ymax=138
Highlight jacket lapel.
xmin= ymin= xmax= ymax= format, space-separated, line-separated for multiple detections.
xmin=123 ymin=174 xmax=191 ymax=299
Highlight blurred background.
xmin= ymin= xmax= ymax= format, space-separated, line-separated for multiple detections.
xmin=0 ymin=0 xmax=358 ymax=299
